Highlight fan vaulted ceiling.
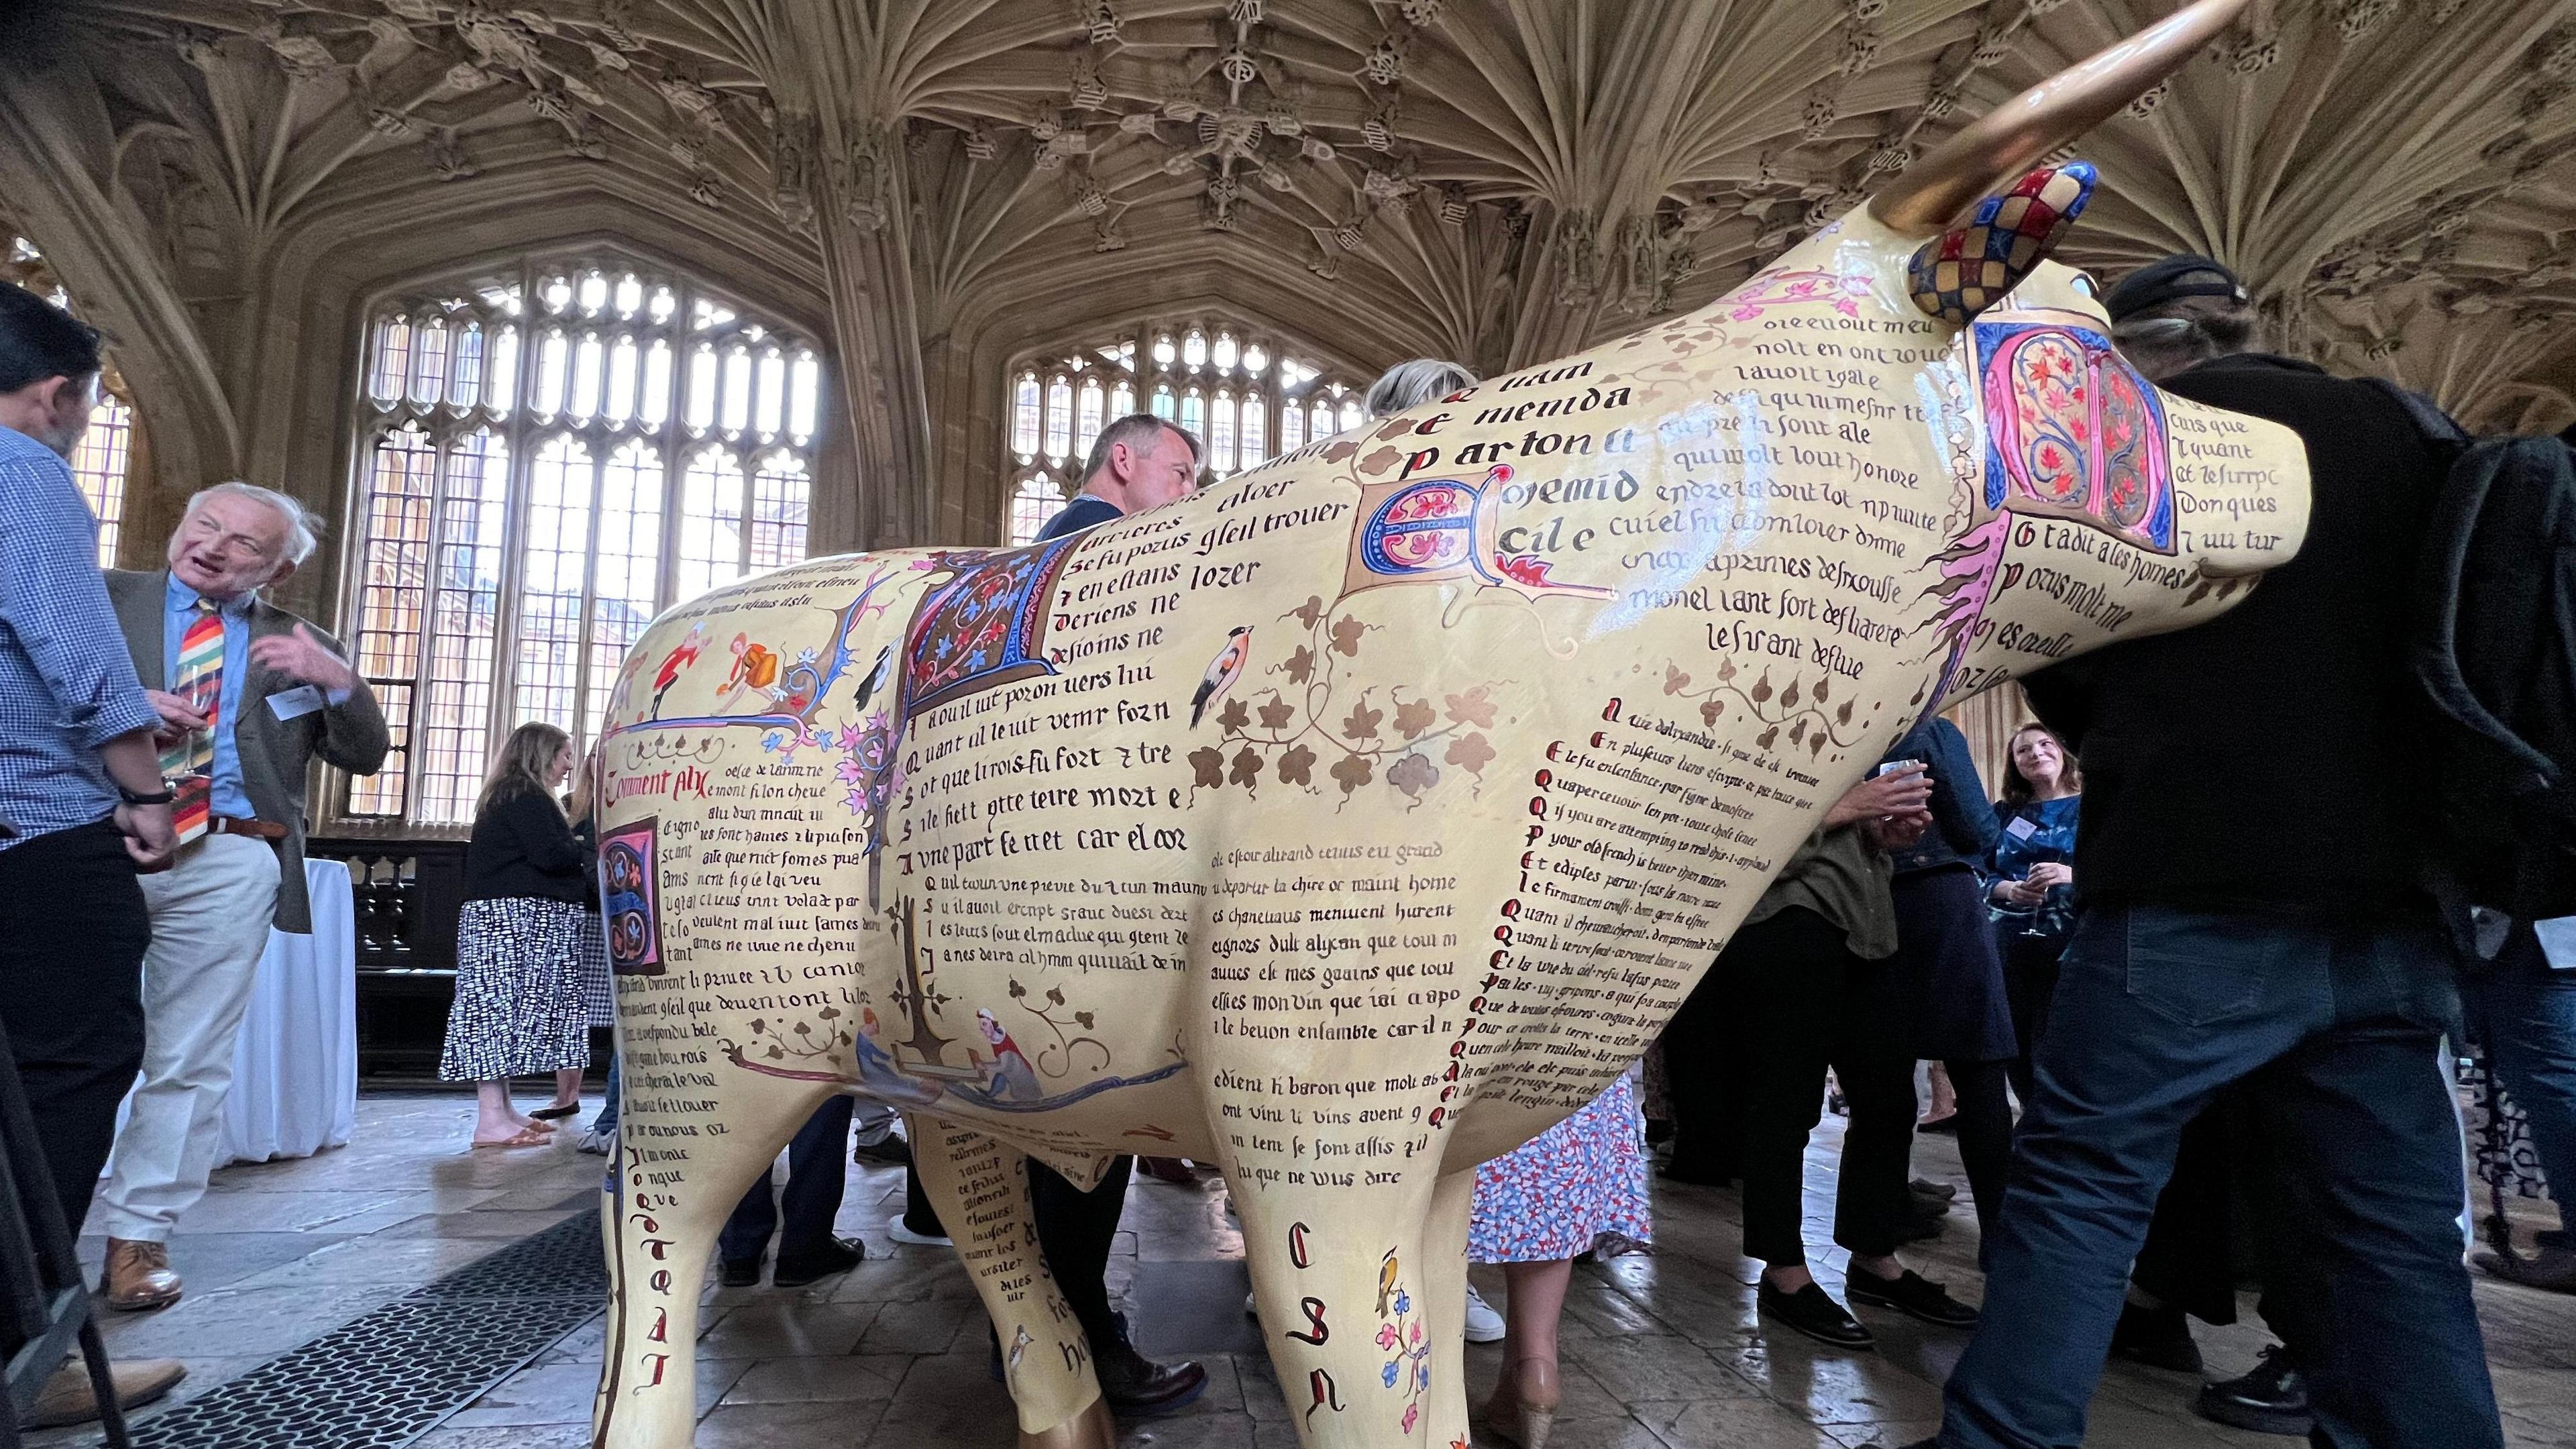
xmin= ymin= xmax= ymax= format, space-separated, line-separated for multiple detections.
xmin=3 ymin=0 xmax=2571 ymax=558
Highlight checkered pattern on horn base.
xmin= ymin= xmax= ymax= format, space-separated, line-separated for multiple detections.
xmin=1907 ymin=162 xmax=2099 ymax=326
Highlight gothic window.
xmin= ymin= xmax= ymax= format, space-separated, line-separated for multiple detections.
xmin=5 ymin=235 xmax=139 ymax=566
xmin=344 ymin=252 xmax=825 ymax=826
xmin=1001 ymin=321 xmax=1360 ymax=545
xmin=1010 ymin=472 xmax=1066 ymax=545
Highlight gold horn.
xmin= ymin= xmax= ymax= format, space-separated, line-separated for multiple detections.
xmin=1870 ymin=0 xmax=2249 ymax=233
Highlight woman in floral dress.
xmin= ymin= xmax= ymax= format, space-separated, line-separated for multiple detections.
xmin=1467 ymin=1071 xmax=1653 ymax=1449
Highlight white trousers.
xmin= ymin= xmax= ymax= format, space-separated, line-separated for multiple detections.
xmin=98 ymin=833 xmax=280 ymax=1242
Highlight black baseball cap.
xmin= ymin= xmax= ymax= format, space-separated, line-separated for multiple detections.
xmin=2102 ymin=254 xmax=2249 ymax=323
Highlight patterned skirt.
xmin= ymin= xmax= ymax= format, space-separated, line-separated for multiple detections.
xmin=577 ymin=909 xmax=616 ymax=1028
xmin=1468 ymin=1073 xmax=1654 ymax=1263
xmin=440 ymin=897 xmax=594 ymax=1081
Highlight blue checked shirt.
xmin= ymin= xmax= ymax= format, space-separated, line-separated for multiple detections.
xmin=0 ymin=423 xmax=159 ymax=848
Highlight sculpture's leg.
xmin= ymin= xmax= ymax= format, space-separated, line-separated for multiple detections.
xmin=591 ymin=1069 xmax=830 ymax=1449
xmin=1420 ymin=1167 xmax=1474 ymax=1427
xmin=908 ymin=1114 xmax=1115 ymax=1449
xmin=1232 ymin=1152 xmax=1470 ymax=1449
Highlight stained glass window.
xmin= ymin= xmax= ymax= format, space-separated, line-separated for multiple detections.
xmin=346 ymin=253 xmax=826 ymax=824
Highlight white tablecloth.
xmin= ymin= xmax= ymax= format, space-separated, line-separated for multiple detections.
xmin=217 ymin=857 xmax=359 ymax=1166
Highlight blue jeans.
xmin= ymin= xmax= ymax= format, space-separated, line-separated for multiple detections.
xmin=2467 ymin=926 xmax=2576 ymax=1240
xmin=592 ymin=1055 xmax=621 ymax=1136
xmin=1939 ymin=906 xmax=2502 ymax=1449
xmin=718 ymin=1097 xmax=855 ymax=1267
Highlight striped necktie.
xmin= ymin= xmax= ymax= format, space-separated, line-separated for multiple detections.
xmin=162 ymin=598 xmax=225 ymax=844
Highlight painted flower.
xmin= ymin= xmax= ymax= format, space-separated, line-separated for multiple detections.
xmin=1383 ymin=1360 xmax=1401 ymax=1388
xmin=1401 ymin=1403 xmax=1419 ymax=1434
xmin=1377 ymin=1324 xmax=1402 ymax=1350
xmin=1393 ymin=1290 xmax=1411 ymax=1316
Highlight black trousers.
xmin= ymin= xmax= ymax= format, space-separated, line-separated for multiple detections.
xmin=720 ymin=1095 xmax=855 ymax=1265
xmin=1729 ymin=907 xmax=1916 ymax=1267
xmin=2131 ymin=1091 xmax=2281 ymax=1330
xmin=1030 ymin=1154 xmax=1134 ymax=1350
xmin=1999 ymin=928 xmax=2065 ymax=1107
xmin=0 ymin=820 xmax=149 ymax=1358
xmin=0 ymin=820 xmax=148 ymax=1240
xmin=1939 ymin=1057 xmax=2015 ymax=1250
xmin=1664 ymin=965 xmax=1749 ymax=1180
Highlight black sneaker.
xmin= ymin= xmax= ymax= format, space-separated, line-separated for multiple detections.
xmin=1845 ymin=1269 xmax=1978 ymax=1328
xmin=1092 ymin=1312 xmax=1207 ymax=1415
xmin=1757 ymin=1278 xmax=1874 ymax=1349
xmin=717 ymin=1257 xmax=762 ymax=1288
xmin=2196 ymin=1345 xmax=2311 ymax=1437
xmin=1909 ymin=1177 xmax=1959 ymax=1201
xmin=2108 ymin=1301 xmax=2202 ymax=1373
xmin=771 ymin=1236 xmax=865 ymax=1287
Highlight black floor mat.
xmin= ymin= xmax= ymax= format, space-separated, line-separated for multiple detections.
xmin=121 ymin=1209 xmax=606 ymax=1449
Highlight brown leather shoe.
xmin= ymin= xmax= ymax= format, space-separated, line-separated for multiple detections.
xmin=26 ymin=1357 xmax=186 ymax=1428
xmin=106 ymin=1238 xmax=183 ymax=1311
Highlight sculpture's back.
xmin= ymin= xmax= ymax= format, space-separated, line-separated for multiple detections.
xmin=589 ymin=5 xmax=2306 ymax=1446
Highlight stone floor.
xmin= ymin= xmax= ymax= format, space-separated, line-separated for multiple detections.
xmin=37 ymin=1089 xmax=2576 ymax=1448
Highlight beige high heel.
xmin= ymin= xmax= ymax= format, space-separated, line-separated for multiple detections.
xmin=1477 ymin=1356 xmax=1560 ymax=1449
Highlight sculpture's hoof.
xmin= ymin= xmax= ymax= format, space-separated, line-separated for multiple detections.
xmin=1020 ymin=1395 xmax=1117 ymax=1449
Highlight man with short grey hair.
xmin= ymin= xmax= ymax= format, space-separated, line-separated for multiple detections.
xmin=1039 ymin=413 xmax=1203 ymax=540
xmin=96 ymin=482 xmax=388 ymax=1311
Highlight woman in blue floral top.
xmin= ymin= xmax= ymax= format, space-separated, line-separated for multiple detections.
xmin=1984 ymin=723 xmax=2082 ymax=1105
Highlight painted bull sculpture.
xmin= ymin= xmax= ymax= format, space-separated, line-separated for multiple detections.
xmin=590 ymin=3 xmax=2306 ymax=1445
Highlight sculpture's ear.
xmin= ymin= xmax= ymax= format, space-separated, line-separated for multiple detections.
xmin=1906 ymin=162 xmax=2097 ymax=326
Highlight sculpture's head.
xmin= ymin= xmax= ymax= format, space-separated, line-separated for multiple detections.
xmin=1686 ymin=0 xmax=2306 ymax=709
xmin=1917 ymin=255 xmax=2307 ymax=702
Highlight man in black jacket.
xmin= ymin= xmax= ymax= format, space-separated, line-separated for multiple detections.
xmin=1915 ymin=259 xmax=2504 ymax=1449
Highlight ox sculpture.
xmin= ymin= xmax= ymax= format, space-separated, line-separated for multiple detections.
xmin=591 ymin=3 xmax=2306 ymax=1444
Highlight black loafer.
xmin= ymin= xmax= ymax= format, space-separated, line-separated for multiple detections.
xmin=1093 ymin=1312 xmax=1208 ymax=1415
xmin=1845 ymin=1269 xmax=1978 ymax=1328
xmin=851 ymin=1134 xmax=913 ymax=1167
xmin=772 ymin=1236 xmax=865 ymax=1287
xmin=1658 ymin=1157 xmax=1735 ymax=1187
xmin=717 ymin=1257 xmax=761 ymax=1288
xmin=2196 ymin=1345 xmax=2310 ymax=1437
xmin=1758 ymin=1279 xmax=1874 ymax=1348
xmin=2108 ymin=1301 xmax=2202 ymax=1373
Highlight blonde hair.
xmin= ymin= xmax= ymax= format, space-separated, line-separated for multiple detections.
xmin=564 ymin=740 xmax=603 ymax=831
xmin=478 ymin=722 xmax=571 ymax=817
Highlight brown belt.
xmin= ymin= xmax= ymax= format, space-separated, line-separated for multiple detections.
xmin=206 ymin=816 xmax=288 ymax=842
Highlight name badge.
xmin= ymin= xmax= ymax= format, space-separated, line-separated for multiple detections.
xmin=268 ymin=685 xmax=326 ymax=721
xmin=2003 ymin=815 xmax=2039 ymax=841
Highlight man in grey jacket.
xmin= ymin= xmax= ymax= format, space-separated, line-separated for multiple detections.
xmin=98 ymin=482 xmax=388 ymax=1310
